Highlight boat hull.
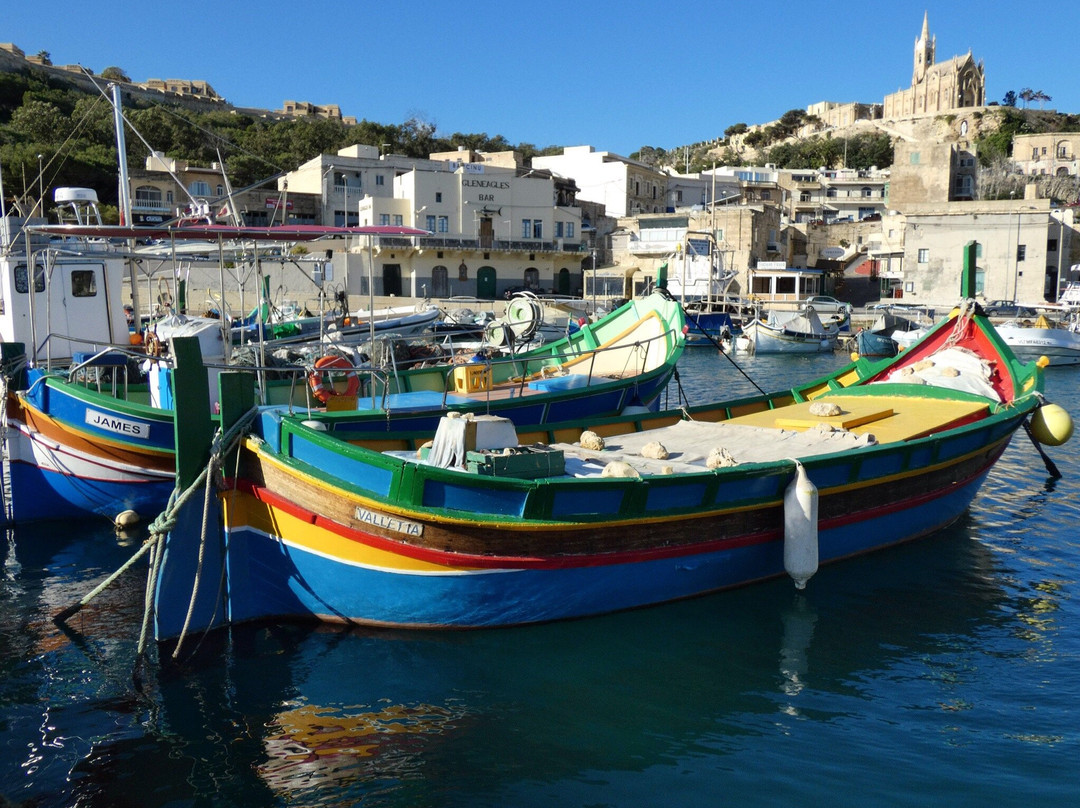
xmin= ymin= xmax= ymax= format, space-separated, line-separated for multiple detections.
xmin=205 ymin=432 xmax=1007 ymax=629
xmin=744 ymin=323 xmax=835 ymax=353
xmin=854 ymin=330 xmax=899 ymax=357
xmin=5 ymin=383 xmax=175 ymax=522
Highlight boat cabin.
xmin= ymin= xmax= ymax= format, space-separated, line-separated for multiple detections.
xmin=0 ymin=212 xmax=131 ymax=364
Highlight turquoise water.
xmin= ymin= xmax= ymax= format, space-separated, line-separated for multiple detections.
xmin=2 ymin=352 xmax=1078 ymax=807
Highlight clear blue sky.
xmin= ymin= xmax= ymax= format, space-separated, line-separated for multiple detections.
xmin=6 ymin=2 xmax=1076 ymax=157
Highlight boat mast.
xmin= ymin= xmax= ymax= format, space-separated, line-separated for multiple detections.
xmin=110 ymin=82 xmax=140 ymax=324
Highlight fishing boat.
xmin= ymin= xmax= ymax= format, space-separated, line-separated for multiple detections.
xmin=227 ymin=302 xmax=443 ymax=350
xmin=3 ymin=290 xmax=685 ymax=524
xmin=994 ymin=313 xmax=1080 ymax=367
xmin=147 ymin=246 xmax=1072 ymax=640
xmin=853 ymin=306 xmax=935 ymax=358
xmin=739 ymin=306 xmax=843 ymax=353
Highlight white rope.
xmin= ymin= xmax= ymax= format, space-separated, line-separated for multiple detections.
xmin=129 ymin=404 xmax=259 ymax=665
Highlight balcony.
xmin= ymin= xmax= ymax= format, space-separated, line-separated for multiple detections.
xmin=381 ymin=235 xmax=586 ymax=255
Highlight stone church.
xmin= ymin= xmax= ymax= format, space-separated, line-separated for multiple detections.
xmin=883 ymin=12 xmax=985 ymax=118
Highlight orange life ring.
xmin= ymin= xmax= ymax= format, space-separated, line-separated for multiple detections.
xmin=308 ymin=355 xmax=360 ymax=403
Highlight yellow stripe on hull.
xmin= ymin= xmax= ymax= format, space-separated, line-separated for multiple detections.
xmin=223 ymin=489 xmax=490 ymax=573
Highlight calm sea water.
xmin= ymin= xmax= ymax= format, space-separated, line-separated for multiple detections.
xmin=2 ymin=351 xmax=1078 ymax=807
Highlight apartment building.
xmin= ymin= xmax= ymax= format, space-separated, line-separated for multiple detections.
xmin=777 ymin=167 xmax=889 ymax=224
xmin=1012 ymin=133 xmax=1080 ymax=177
xmin=274 ymin=146 xmax=589 ymax=300
xmin=533 ymin=146 xmax=668 ymax=217
xmin=899 ymin=199 xmax=1062 ymax=305
xmin=129 ymin=152 xmax=320 ymax=226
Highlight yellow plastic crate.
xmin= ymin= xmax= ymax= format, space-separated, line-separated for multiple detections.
xmin=452 ymin=364 xmax=491 ymax=393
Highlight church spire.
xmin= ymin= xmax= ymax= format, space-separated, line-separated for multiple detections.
xmin=913 ymin=10 xmax=935 ymax=84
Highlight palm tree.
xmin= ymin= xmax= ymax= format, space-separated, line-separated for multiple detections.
xmin=1019 ymin=88 xmax=1035 ymax=109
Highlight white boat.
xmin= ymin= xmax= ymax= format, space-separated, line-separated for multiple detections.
xmin=995 ymin=314 xmax=1080 ymax=367
xmin=739 ymin=308 xmax=840 ymax=354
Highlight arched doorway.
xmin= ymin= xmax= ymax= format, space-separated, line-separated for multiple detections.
xmin=557 ymin=268 xmax=571 ymax=295
xmin=477 ymin=266 xmax=497 ymax=299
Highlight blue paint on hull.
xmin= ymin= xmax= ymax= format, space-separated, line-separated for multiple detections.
xmin=220 ymin=472 xmax=988 ymax=629
xmin=8 ymin=460 xmax=174 ymax=522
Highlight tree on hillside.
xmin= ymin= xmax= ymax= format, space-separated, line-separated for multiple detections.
xmin=1019 ymin=88 xmax=1036 ymax=109
xmin=100 ymin=67 xmax=131 ymax=83
xmin=1034 ymin=90 xmax=1052 ymax=110
xmin=1002 ymin=90 xmax=1017 ymax=107
xmin=777 ymin=109 xmax=807 ymax=136
xmin=9 ymin=99 xmax=66 ymax=144
xmin=35 ymin=51 xmax=52 ymax=65
xmin=724 ymin=122 xmax=748 ymax=139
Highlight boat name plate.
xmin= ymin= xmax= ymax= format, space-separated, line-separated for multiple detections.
xmin=354 ymin=506 xmax=424 ymax=537
xmin=84 ymin=409 xmax=150 ymax=440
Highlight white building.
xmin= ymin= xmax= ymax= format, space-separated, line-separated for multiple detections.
xmin=282 ymin=147 xmax=590 ymax=301
xmin=898 ymin=200 xmax=1063 ymax=306
xmin=533 ymin=146 xmax=668 ymax=217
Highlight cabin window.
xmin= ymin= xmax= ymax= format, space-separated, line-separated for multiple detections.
xmin=71 ymin=270 xmax=97 ymax=297
xmin=14 ymin=264 xmax=45 ymax=294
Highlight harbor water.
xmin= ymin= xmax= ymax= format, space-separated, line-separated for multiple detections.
xmin=2 ymin=350 xmax=1078 ymax=807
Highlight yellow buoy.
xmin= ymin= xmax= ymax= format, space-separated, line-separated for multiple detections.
xmin=1030 ymin=403 xmax=1073 ymax=446
xmin=114 ymin=509 xmax=141 ymax=528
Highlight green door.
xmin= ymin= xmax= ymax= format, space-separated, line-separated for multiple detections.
xmin=477 ymin=266 xmax=497 ymax=299
xmin=557 ymin=268 xmax=571 ymax=295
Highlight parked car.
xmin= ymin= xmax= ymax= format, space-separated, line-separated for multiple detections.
xmin=804 ymin=295 xmax=853 ymax=315
xmin=982 ymin=300 xmax=1037 ymax=318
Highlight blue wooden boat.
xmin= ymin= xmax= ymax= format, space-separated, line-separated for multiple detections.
xmin=148 ymin=246 xmax=1073 ymax=640
xmin=854 ymin=309 xmax=933 ymax=357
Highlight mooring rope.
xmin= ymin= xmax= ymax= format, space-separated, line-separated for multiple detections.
xmin=52 ymin=405 xmax=259 ymax=675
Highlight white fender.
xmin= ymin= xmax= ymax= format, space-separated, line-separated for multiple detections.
xmin=784 ymin=460 xmax=819 ymax=589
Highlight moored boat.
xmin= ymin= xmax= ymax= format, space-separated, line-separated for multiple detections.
xmin=739 ymin=307 xmax=842 ymax=353
xmin=994 ymin=313 xmax=1080 ymax=367
xmin=854 ymin=307 xmax=934 ymax=358
xmin=3 ymin=291 xmax=685 ymax=524
xmin=147 ymin=247 xmax=1073 ymax=640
